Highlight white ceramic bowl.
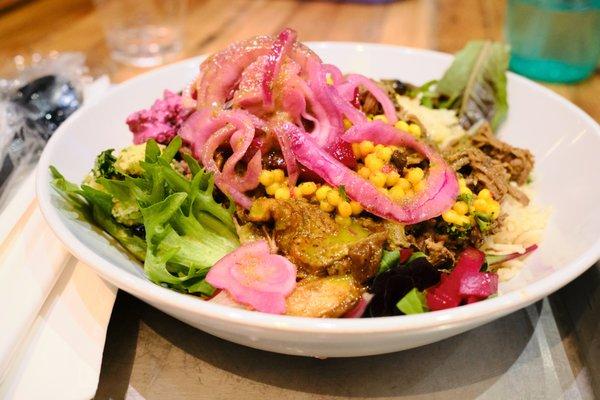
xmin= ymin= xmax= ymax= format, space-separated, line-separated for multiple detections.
xmin=36 ymin=43 xmax=600 ymax=357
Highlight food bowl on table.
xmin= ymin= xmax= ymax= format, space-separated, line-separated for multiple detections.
xmin=36 ymin=42 xmax=600 ymax=357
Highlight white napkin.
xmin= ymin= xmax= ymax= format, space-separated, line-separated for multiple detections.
xmin=0 ymin=173 xmax=117 ymax=399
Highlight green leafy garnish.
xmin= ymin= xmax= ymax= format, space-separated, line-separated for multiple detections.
xmin=412 ymin=41 xmax=509 ymax=131
xmin=92 ymin=149 xmax=121 ymax=179
xmin=50 ymin=137 xmax=239 ymax=294
xmin=457 ymin=192 xmax=473 ymax=205
xmin=338 ymin=185 xmax=349 ymax=202
xmin=474 ymin=212 xmax=492 ymax=232
xmin=407 ymin=251 xmax=426 ymax=263
xmin=378 ymin=249 xmax=400 ymax=274
xmin=396 ymin=288 xmax=428 ymax=315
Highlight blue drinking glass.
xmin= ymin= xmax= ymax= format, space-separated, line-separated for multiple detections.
xmin=506 ymin=0 xmax=600 ymax=83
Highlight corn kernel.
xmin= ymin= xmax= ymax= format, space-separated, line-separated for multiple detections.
xmin=489 ymin=201 xmax=501 ymax=218
xmin=259 ymin=170 xmax=274 ymax=187
xmin=442 ymin=209 xmax=460 ymax=225
xmin=274 ymin=187 xmax=291 ymax=200
xmin=376 ymin=146 xmax=393 ymax=163
xmin=320 ymin=201 xmax=335 ymax=213
xmin=315 ymin=185 xmax=331 ymax=201
xmin=385 ymin=170 xmax=401 ymax=187
xmin=389 ymin=185 xmax=405 ymax=201
xmin=408 ymin=123 xmax=422 ymax=137
xmin=373 ymin=114 xmax=388 ymax=123
xmin=365 ymin=154 xmax=384 ymax=172
xmin=350 ymin=201 xmax=363 ymax=215
xmin=359 ymin=141 xmax=375 ymax=157
xmin=394 ymin=120 xmax=409 ymax=132
xmin=338 ymin=201 xmax=352 ymax=218
xmin=457 ymin=215 xmax=471 ymax=225
xmin=326 ymin=190 xmax=341 ymax=206
xmin=298 ymin=182 xmax=317 ymax=196
xmin=478 ymin=188 xmax=492 ymax=200
xmin=265 ymin=182 xmax=280 ymax=196
xmin=453 ymin=201 xmax=469 ymax=215
xmin=369 ymin=171 xmax=387 ymax=188
xmin=406 ymin=167 xmax=425 ymax=184
xmin=414 ymin=180 xmax=426 ymax=192
xmin=344 ymin=118 xmax=353 ymax=130
xmin=352 ymin=143 xmax=361 ymax=158
xmin=358 ymin=166 xmax=371 ymax=179
xmin=272 ymin=169 xmax=285 ymax=183
xmin=397 ymin=177 xmax=411 ymax=190
xmin=335 ymin=215 xmax=352 ymax=226
xmin=473 ymin=198 xmax=488 ymax=213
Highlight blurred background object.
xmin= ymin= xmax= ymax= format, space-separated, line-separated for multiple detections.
xmin=0 ymin=52 xmax=109 ymax=212
xmin=92 ymin=0 xmax=187 ymax=67
xmin=506 ymin=0 xmax=600 ymax=83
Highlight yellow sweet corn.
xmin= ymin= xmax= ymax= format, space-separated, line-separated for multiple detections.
xmin=274 ymin=187 xmax=291 ymax=200
xmin=298 ymin=181 xmax=317 ymax=196
xmin=326 ymin=190 xmax=341 ymax=206
xmin=359 ymin=141 xmax=375 ymax=157
xmin=394 ymin=120 xmax=409 ymax=132
xmin=272 ymin=169 xmax=285 ymax=183
xmin=385 ymin=170 xmax=401 ymax=187
xmin=369 ymin=171 xmax=387 ymax=188
xmin=320 ymin=201 xmax=335 ymax=213
xmin=265 ymin=182 xmax=280 ymax=196
xmin=375 ymin=146 xmax=393 ymax=162
xmin=388 ymin=185 xmax=405 ymax=201
xmin=365 ymin=153 xmax=384 ymax=172
xmin=408 ymin=123 xmax=422 ymax=138
xmin=337 ymin=201 xmax=352 ymax=218
xmin=259 ymin=170 xmax=274 ymax=187
xmin=406 ymin=167 xmax=424 ymax=184
xmin=452 ymin=201 xmax=469 ymax=215
xmin=358 ymin=166 xmax=371 ymax=179
xmin=350 ymin=201 xmax=363 ymax=215
xmin=315 ymin=185 xmax=331 ymax=201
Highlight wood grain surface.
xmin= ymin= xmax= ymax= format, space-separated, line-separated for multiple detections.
xmin=1 ymin=1 xmax=598 ymax=399
xmin=1 ymin=0 xmax=599 ymax=121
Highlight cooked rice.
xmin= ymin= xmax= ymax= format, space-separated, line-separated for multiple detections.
xmin=396 ymin=95 xmax=465 ymax=148
xmin=482 ymin=185 xmax=551 ymax=280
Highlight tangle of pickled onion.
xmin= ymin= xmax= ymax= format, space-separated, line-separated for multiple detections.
xmin=150 ymin=28 xmax=456 ymax=222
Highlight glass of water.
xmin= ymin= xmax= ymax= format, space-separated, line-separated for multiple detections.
xmin=93 ymin=0 xmax=187 ymax=67
xmin=505 ymin=0 xmax=600 ymax=83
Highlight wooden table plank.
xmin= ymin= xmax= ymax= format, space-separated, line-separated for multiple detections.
xmin=2 ymin=0 xmax=598 ymax=124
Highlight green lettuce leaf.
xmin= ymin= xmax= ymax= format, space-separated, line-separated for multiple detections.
xmin=50 ymin=136 xmax=239 ymax=293
xmin=396 ymin=287 xmax=428 ymax=315
xmin=436 ymin=41 xmax=509 ymax=130
xmin=378 ymin=249 xmax=400 ymax=274
xmin=411 ymin=41 xmax=509 ymax=131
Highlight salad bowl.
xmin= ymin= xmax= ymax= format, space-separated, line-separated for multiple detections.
xmin=36 ymin=43 xmax=600 ymax=357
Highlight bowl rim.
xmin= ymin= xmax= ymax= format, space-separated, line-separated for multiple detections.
xmin=36 ymin=42 xmax=600 ymax=334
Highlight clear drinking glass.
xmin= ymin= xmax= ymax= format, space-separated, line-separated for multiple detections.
xmin=93 ymin=0 xmax=187 ymax=67
xmin=505 ymin=0 xmax=600 ymax=83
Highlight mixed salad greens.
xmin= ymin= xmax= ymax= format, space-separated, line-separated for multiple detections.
xmin=51 ymin=30 xmax=542 ymax=318
xmin=52 ymin=137 xmax=237 ymax=296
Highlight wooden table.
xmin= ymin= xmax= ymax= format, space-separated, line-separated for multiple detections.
xmin=1 ymin=1 xmax=598 ymax=399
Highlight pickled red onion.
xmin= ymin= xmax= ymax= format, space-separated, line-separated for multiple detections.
xmin=206 ymin=240 xmax=297 ymax=314
xmin=286 ymin=121 xmax=458 ymax=224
